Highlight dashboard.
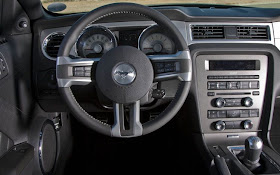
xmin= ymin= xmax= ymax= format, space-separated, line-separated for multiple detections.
xmin=33 ymin=6 xmax=280 ymax=145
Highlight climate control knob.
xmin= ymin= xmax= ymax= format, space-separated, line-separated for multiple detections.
xmin=214 ymin=120 xmax=226 ymax=131
xmin=243 ymin=120 xmax=253 ymax=130
xmin=215 ymin=98 xmax=226 ymax=108
xmin=243 ymin=97 xmax=253 ymax=107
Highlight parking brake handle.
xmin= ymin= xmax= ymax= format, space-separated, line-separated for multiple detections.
xmin=214 ymin=155 xmax=232 ymax=175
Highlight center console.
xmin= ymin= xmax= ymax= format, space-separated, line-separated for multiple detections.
xmin=196 ymin=55 xmax=268 ymax=134
xmin=194 ymin=53 xmax=280 ymax=175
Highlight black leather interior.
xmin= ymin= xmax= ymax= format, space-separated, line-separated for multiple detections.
xmin=1 ymin=0 xmax=280 ymax=175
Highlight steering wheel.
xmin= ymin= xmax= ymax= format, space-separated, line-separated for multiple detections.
xmin=56 ymin=3 xmax=192 ymax=138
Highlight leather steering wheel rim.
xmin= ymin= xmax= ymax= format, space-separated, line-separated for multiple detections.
xmin=57 ymin=2 xmax=192 ymax=137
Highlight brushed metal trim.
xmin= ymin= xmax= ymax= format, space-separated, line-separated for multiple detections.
xmin=187 ymin=22 xmax=274 ymax=45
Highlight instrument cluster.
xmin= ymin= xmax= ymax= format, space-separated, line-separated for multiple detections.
xmin=75 ymin=25 xmax=177 ymax=58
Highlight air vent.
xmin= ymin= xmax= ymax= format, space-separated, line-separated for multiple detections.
xmin=192 ymin=26 xmax=224 ymax=39
xmin=237 ymin=26 xmax=269 ymax=40
xmin=42 ymin=32 xmax=65 ymax=61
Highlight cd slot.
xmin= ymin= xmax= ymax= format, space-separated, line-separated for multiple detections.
xmin=216 ymin=92 xmax=251 ymax=95
xmin=207 ymin=75 xmax=259 ymax=79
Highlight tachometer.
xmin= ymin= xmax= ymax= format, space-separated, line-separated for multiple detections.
xmin=76 ymin=26 xmax=117 ymax=58
xmin=139 ymin=25 xmax=176 ymax=55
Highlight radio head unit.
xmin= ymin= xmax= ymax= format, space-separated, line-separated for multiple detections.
xmin=195 ymin=55 xmax=267 ymax=134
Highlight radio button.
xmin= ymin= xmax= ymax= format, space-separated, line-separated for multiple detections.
xmin=253 ymin=91 xmax=260 ymax=95
xmin=207 ymin=92 xmax=215 ymax=96
xmin=208 ymin=82 xmax=218 ymax=90
xmin=250 ymin=81 xmax=259 ymax=89
xmin=240 ymin=110 xmax=250 ymax=118
xmin=227 ymin=81 xmax=239 ymax=89
xmin=225 ymin=121 xmax=235 ymax=129
xmin=217 ymin=110 xmax=227 ymax=118
xmin=217 ymin=82 xmax=227 ymax=89
xmin=225 ymin=99 xmax=235 ymax=107
xmin=208 ymin=110 xmax=218 ymax=119
xmin=227 ymin=110 xmax=240 ymax=118
xmin=225 ymin=98 xmax=242 ymax=107
xmin=249 ymin=109 xmax=259 ymax=117
xmin=240 ymin=81 xmax=250 ymax=89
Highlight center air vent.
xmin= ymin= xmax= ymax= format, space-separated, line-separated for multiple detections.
xmin=191 ymin=26 xmax=224 ymax=39
xmin=42 ymin=32 xmax=65 ymax=61
xmin=237 ymin=26 xmax=269 ymax=40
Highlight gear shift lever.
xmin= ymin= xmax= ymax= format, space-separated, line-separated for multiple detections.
xmin=242 ymin=136 xmax=263 ymax=171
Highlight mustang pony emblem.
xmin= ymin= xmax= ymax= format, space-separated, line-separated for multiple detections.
xmin=112 ymin=63 xmax=136 ymax=85
xmin=114 ymin=71 xmax=134 ymax=79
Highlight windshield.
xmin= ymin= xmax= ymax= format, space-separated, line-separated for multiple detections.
xmin=41 ymin=0 xmax=280 ymax=14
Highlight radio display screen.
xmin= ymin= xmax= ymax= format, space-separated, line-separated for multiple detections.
xmin=208 ymin=60 xmax=260 ymax=71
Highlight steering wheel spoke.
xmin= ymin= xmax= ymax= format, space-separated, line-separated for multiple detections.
xmin=56 ymin=56 xmax=100 ymax=87
xmin=149 ymin=50 xmax=192 ymax=82
xmin=112 ymin=101 xmax=143 ymax=138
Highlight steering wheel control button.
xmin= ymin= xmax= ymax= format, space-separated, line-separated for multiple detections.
xmin=96 ymin=46 xmax=154 ymax=104
xmin=73 ymin=66 xmax=91 ymax=77
xmin=154 ymin=62 xmax=177 ymax=74
xmin=112 ymin=63 xmax=136 ymax=85
xmin=152 ymin=89 xmax=165 ymax=99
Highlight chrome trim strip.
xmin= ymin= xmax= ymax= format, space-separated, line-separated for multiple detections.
xmin=112 ymin=101 xmax=143 ymax=138
xmin=41 ymin=32 xmax=65 ymax=61
xmin=155 ymin=72 xmax=192 ymax=82
xmin=56 ymin=56 xmax=99 ymax=87
xmin=272 ymin=22 xmax=280 ymax=51
xmin=148 ymin=50 xmax=191 ymax=61
xmin=187 ymin=22 xmax=274 ymax=45
xmin=57 ymin=56 xmax=99 ymax=66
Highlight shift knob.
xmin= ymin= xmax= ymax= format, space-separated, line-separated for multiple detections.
xmin=243 ymin=136 xmax=263 ymax=165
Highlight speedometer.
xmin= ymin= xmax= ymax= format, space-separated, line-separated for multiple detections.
xmin=139 ymin=25 xmax=176 ymax=55
xmin=76 ymin=26 xmax=117 ymax=58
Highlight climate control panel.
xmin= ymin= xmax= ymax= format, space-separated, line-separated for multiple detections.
xmin=214 ymin=120 xmax=253 ymax=131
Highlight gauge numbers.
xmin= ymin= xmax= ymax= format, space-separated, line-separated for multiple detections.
xmin=77 ymin=26 xmax=117 ymax=58
xmin=141 ymin=33 xmax=175 ymax=55
xmin=82 ymin=34 xmax=114 ymax=58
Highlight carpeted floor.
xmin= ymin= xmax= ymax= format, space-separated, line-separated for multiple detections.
xmin=63 ymin=114 xmax=209 ymax=175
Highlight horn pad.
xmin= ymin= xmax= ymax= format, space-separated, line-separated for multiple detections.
xmin=96 ymin=46 xmax=154 ymax=104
